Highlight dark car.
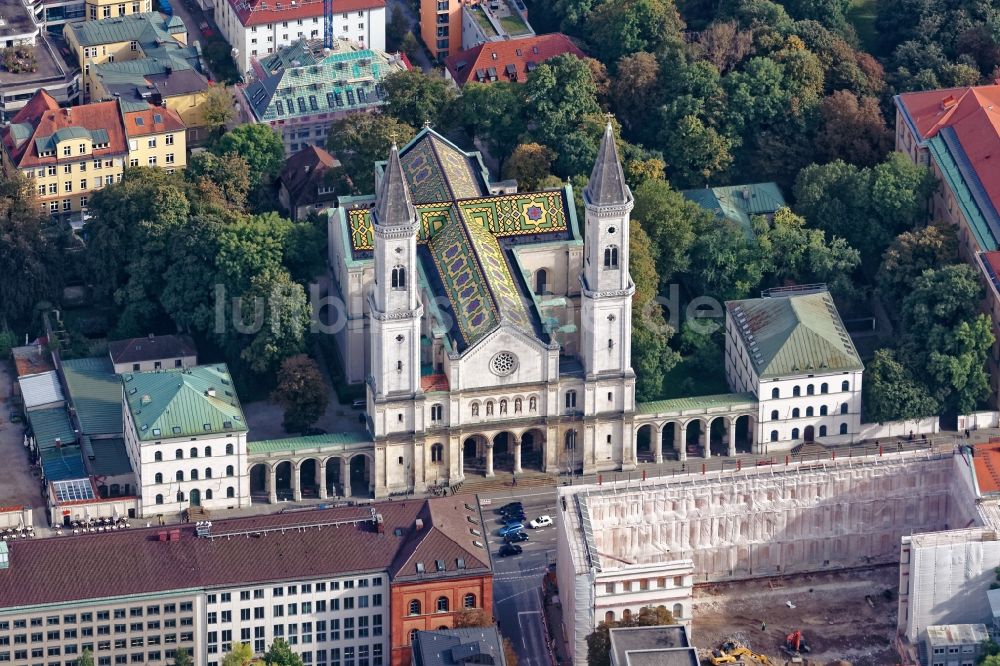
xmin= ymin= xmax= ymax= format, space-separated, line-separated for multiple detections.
xmin=504 ymin=530 xmax=529 ymax=544
xmin=302 ymin=427 xmax=327 ymax=436
xmin=497 ymin=502 xmax=523 ymax=514
xmin=499 ymin=515 xmax=524 ymax=526
xmin=498 ymin=544 xmax=523 ymax=557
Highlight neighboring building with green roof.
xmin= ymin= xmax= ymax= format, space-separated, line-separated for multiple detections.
xmin=725 ymin=287 xmax=864 ymax=448
xmin=681 ymin=182 xmax=786 ymax=237
xmin=121 ymin=364 xmax=250 ymax=517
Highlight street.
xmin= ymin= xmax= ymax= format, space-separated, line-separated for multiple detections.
xmin=484 ymin=493 xmax=559 ymax=666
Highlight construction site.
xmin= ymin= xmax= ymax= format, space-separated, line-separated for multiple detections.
xmin=556 ymin=446 xmax=1000 ymax=665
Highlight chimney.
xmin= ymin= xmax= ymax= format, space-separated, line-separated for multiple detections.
xmin=414 ymin=518 xmax=424 ymax=531
xmin=376 ymin=513 xmax=384 ymax=534
xmin=205 ymin=388 xmax=217 ymax=397
xmin=941 ymin=95 xmax=957 ymax=110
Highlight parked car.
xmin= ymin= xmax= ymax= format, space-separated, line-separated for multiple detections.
xmin=351 ymin=398 xmax=366 ymax=410
xmin=498 ymin=543 xmax=523 ymax=557
xmin=498 ymin=502 xmax=523 ymax=513
xmin=499 ymin=515 xmax=524 ymax=526
xmin=529 ymin=515 xmax=553 ymax=529
xmin=504 ymin=530 xmax=529 ymax=543
xmin=498 ymin=523 xmax=524 ymax=537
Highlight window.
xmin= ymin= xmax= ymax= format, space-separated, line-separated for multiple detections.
xmin=155 ymin=494 xmax=163 ymax=504
xmin=431 ymin=404 xmax=442 ymax=421
xmin=176 ymin=449 xmax=183 ymax=459
xmin=793 ymin=386 xmax=801 ymax=397
xmin=408 ymin=600 xmax=420 ymax=616
xmin=206 ymin=489 xmax=213 ymax=500
xmin=463 ymin=593 xmax=475 ymax=609
xmin=166 ymin=153 xmax=175 ymax=164
xmin=391 ymin=265 xmax=406 ymax=289
xmin=603 ymin=245 xmax=619 ymax=268
xmin=565 ymin=390 xmax=577 ymax=410
xmin=190 ymin=469 xmax=199 ymax=481
xmin=431 ymin=443 xmax=443 ymax=463
xmin=205 ymin=468 xmax=213 ymax=479
xmin=770 ymin=410 xmax=778 ymax=421
xmin=148 ymin=156 xmax=157 ymax=166
xmin=840 ymin=423 xmax=848 ymax=435
xmin=820 ymin=405 xmax=828 ymax=416
xmin=227 ymin=486 xmax=235 ymax=498
xmin=792 ymin=408 xmax=800 ymax=418
xmin=436 ymin=597 xmax=448 ymax=612
xmin=226 ymin=465 xmax=234 ymax=476
xmin=226 ymin=443 xmax=234 ymax=455
xmin=820 ymin=382 xmax=828 ymax=394
xmin=819 ymin=425 xmax=827 ymax=436
xmin=792 ymin=428 xmax=800 ymax=439
xmin=840 ymin=403 xmax=848 ymax=415
xmin=842 ymin=380 xmax=850 ymax=391
xmin=175 ymin=471 xmax=183 ymax=481
xmin=155 ymin=473 xmax=163 ymax=483
xmin=176 ymin=491 xmax=184 ymax=502
xmin=565 ymin=430 xmax=577 ymax=450
xmin=190 ymin=448 xmax=198 ymax=458
xmin=771 ymin=388 xmax=779 ymax=399
xmin=147 ymin=138 xmax=156 ymax=148
xmin=806 ymin=406 xmax=814 ymax=417
xmin=165 ymin=134 xmax=174 ymax=146
xmin=807 ymin=384 xmax=814 ymax=395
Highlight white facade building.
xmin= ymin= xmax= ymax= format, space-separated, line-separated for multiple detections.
xmin=121 ymin=365 xmax=251 ymax=517
xmin=210 ymin=0 xmax=385 ymax=76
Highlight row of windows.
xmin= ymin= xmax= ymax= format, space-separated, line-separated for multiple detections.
xmin=248 ymin=10 xmax=367 ymax=30
xmin=767 ymin=424 xmax=849 ymax=441
xmin=0 ymin=605 xmax=191 ymax=630
xmin=769 ymin=403 xmax=849 ymax=419
xmin=153 ymin=444 xmax=234 ymax=461
xmin=0 ymin=619 xmax=189 ymax=644
xmin=406 ymin=593 xmax=476 ymax=616
xmin=469 ymin=396 xmax=538 ymax=417
xmin=154 ymin=487 xmax=235 ymax=504
xmin=207 ymin=578 xmax=381 ymax=606
xmin=769 ymin=381 xmax=851 ymax=399
xmin=604 ymin=576 xmax=684 ymax=594
xmin=1 ymin=646 xmax=186 ymax=664
xmin=153 ymin=466 xmax=235 ymax=482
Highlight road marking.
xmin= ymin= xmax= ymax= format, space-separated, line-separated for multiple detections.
xmin=518 ymin=611 xmax=543 ymax=660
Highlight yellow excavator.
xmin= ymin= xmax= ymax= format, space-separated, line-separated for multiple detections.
xmin=709 ymin=642 xmax=773 ymax=665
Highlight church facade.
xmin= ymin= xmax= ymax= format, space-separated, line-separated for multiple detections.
xmin=327 ymin=124 xmax=640 ymax=495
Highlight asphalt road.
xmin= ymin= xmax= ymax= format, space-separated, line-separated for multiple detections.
xmin=485 ymin=494 xmax=559 ymax=666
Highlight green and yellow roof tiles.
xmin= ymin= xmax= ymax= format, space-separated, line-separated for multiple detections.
xmin=427 ymin=218 xmax=500 ymax=344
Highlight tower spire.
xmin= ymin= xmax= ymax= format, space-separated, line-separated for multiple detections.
xmin=374 ymin=143 xmax=415 ymax=227
xmin=585 ymin=120 xmax=630 ymax=206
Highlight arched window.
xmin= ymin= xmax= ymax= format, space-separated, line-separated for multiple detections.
xmin=840 ymin=423 xmax=848 ymax=435
xmin=227 ymin=486 xmax=235 ymax=498
xmin=806 ymin=406 xmax=814 ymax=417
xmin=486 ymin=401 xmax=494 ymax=416
xmin=771 ymin=388 xmax=779 ymax=399
xmin=431 ymin=404 xmax=443 ymax=422
xmin=770 ymin=430 xmax=779 ymax=442
xmin=463 ymin=593 xmax=476 ymax=609
xmin=226 ymin=443 xmax=234 ymax=455
xmin=408 ymin=600 xmax=421 ymax=616
xmin=806 ymin=385 xmax=814 ymax=395
xmin=672 ymin=603 xmax=683 ymax=619
xmin=436 ymin=596 xmax=449 ymax=612
xmin=820 ymin=383 xmax=828 ymax=394
xmin=155 ymin=494 xmax=164 ymax=505
xmin=205 ymin=489 xmax=213 ymax=500
xmin=391 ymin=265 xmax=406 ymax=289
xmin=175 ymin=470 xmax=184 ymax=481
xmin=514 ymin=398 xmax=522 ymax=413
xmin=819 ymin=425 xmax=827 ymax=437
xmin=154 ymin=451 xmax=162 ymax=462
xmin=176 ymin=491 xmax=185 ymax=502
xmin=226 ymin=465 xmax=234 ymax=477
xmin=792 ymin=428 xmax=800 ymax=440
xmin=155 ymin=473 xmax=163 ymax=484
xmin=565 ymin=430 xmax=577 ymax=450
xmin=431 ymin=443 xmax=443 ymax=463
xmin=205 ymin=468 xmax=213 ymax=479
xmin=205 ymin=446 xmax=212 ymax=457
xmin=792 ymin=408 xmax=800 ymax=418
xmin=535 ymin=269 xmax=548 ymax=295
xmin=471 ymin=402 xmax=480 ymax=417
xmin=499 ymin=399 xmax=507 ymax=415
xmin=842 ymin=380 xmax=850 ymax=392
xmin=191 ymin=469 xmax=199 ymax=481
xmin=770 ymin=410 xmax=779 ymax=420
xmin=622 ymin=609 xmax=632 ymax=622
xmin=529 ymin=396 xmax=537 ymax=411
xmin=190 ymin=447 xmax=198 ymax=458
xmin=793 ymin=386 xmax=801 ymax=397
xmin=565 ymin=390 xmax=577 ymax=410
xmin=840 ymin=402 xmax=848 ymax=415
xmin=603 ymin=245 xmax=619 ymax=268
xmin=820 ymin=405 xmax=828 ymax=416
xmin=409 ymin=629 xmax=418 ymax=644
xmin=175 ymin=449 xmax=183 ymax=460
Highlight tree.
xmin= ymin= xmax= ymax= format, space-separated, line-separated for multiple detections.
xmin=523 ymin=53 xmax=600 ymax=149
xmin=863 ymin=349 xmax=938 ymax=423
xmin=386 ymin=4 xmax=409 ymax=51
xmin=694 ymin=20 xmax=754 ymax=74
xmin=454 ymin=608 xmax=492 ymax=628
xmin=187 ymin=151 xmax=251 ymax=210
xmin=174 ymin=648 xmax=193 ymax=666
xmin=630 ymin=181 xmax=712 ymax=283
xmin=381 ymin=69 xmax=457 ymax=128
xmin=878 ymin=223 xmax=958 ymax=306
xmin=611 ymin=52 xmax=661 ymax=136
xmin=631 ymin=224 xmax=680 ymax=401
xmin=327 ymin=113 xmax=416 ymax=193
xmin=662 ymin=114 xmax=733 ymax=187
xmin=222 ymin=642 xmax=255 ymax=666
xmin=684 ymin=217 xmax=766 ymax=302
xmin=586 ymin=0 xmax=685 ymax=64
xmin=201 ymin=83 xmax=235 ymax=141
xmin=816 ymin=90 xmax=892 ymax=167
xmin=448 ymin=82 xmax=524 ymax=168
xmin=262 ymin=639 xmax=305 ymax=666
xmin=74 ymin=649 xmax=95 ymax=666
xmin=272 ymin=354 xmax=330 ymax=433
xmin=214 ymin=124 xmax=284 ymax=187
xmin=232 ymin=268 xmax=311 ymax=375
xmin=502 ymin=143 xmax=555 ymax=190
xmin=586 ymin=606 xmax=675 ymax=666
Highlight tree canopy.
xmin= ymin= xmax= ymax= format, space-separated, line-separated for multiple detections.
xmin=213 ymin=124 xmax=285 ymax=188
xmin=326 ymin=113 xmax=416 ymax=193
xmin=272 ymin=354 xmax=330 ymax=433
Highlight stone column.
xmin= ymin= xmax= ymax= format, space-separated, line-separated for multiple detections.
xmin=318 ymin=461 xmax=328 ymax=500
xmin=513 ymin=435 xmax=522 ymax=474
xmin=701 ymin=421 xmax=710 ymax=459
xmin=654 ymin=425 xmax=664 ymax=464
xmin=292 ymin=462 xmax=302 ymax=501
xmin=675 ymin=424 xmax=686 ymax=461
xmin=340 ymin=457 xmax=349 ymax=497
xmin=485 ymin=443 xmax=495 ymax=477
xmin=268 ymin=465 xmax=277 ymax=504
xmin=727 ymin=419 xmax=736 ymax=457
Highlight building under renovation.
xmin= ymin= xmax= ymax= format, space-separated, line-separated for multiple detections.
xmin=556 ymin=444 xmax=1000 ymax=665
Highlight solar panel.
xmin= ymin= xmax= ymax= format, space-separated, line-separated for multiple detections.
xmin=52 ymin=478 xmax=96 ymax=503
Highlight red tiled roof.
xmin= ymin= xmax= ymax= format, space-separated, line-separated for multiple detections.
xmin=896 ymin=86 xmax=979 ymax=141
xmin=421 ymin=374 xmax=449 ymax=392
xmin=974 ymin=441 xmax=1000 ymax=494
xmin=229 ymin=0 xmax=384 ymax=27
xmin=389 ymin=499 xmax=491 ymax=580
xmin=1 ymin=91 xmax=129 ymax=169
xmin=11 ymin=342 xmax=55 ymax=378
xmin=122 ymin=106 xmax=187 ymax=138
xmin=279 ymin=145 xmax=338 ymax=207
xmin=0 ymin=497 xmax=490 ymax=610
xmin=444 ymin=33 xmax=584 ymax=86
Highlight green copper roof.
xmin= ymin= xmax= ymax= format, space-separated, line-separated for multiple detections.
xmin=637 ymin=392 xmax=757 ymax=415
xmin=682 ymin=182 xmax=786 ymax=236
xmin=727 ymin=291 xmax=863 ymax=379
xmin=248 ymin=431 xmax=371 ymax=455
xmin=62 ymin=357 xmax=123 ymax=436
xmin=66 ymin=12 xmax=180 ymax=47
xmin=28 ymin=407 xmax=77 ymax=450
xmin=928 ymin=133 xmax=999 ymax=251
xmin=122 ymin=365 xmax=246 ymax=441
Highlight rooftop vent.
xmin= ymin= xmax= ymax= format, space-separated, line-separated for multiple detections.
xmin=941 ymin=95 xmax=957 ymax=110
xmin=140 ymin=394 xmax=151 ymax=405
xmin=415 ymin=518 xmax=424 ymax=530
xmin=416 ymin=561 xmax=425 ymax=573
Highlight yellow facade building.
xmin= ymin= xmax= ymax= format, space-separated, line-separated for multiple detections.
xmin=86 ymin=0 xmax=152 ymax=22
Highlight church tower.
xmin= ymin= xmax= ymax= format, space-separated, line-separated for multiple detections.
xmin=369 ymin=144 xmax=423 ymax=399
xmin=581 ymin=122 xmax=634 ymax=376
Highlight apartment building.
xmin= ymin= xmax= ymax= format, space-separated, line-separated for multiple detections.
xmin=85 ymin=0 xmax=151 ymax=22
xmin=210 ymin=0 xmax=385 ymax=76
xmin=420 ymin=0 xmax=534 ymax=62
xmin=420 ymin=0 xmax=460 ymax=61
xmin=0 ymin=498 xmax=493 ymax=666
xmin=444 ymin=32 xmax=582 ymax=86
xmin=108 ymin=334 xmax=197 ymax=373
xmin=0 ymin=89 xmax=187 ymax=225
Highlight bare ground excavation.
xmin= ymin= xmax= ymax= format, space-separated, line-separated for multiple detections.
xmin=692 ymin=566 xmax=899 ymax=666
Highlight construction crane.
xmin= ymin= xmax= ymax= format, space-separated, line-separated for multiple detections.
xmin=323 ymin=0 xmax=332 ymax=48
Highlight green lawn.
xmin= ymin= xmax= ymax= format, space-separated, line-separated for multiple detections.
xmin=848 ymin=0 xmax=879 ymax=55
xmin=470 ymin=8 xmax=499 ymax=37
xmin=498 ymin=12 xmax=530 ymax=36
xmin=658 ymin=355 xmax=731 ymax=399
